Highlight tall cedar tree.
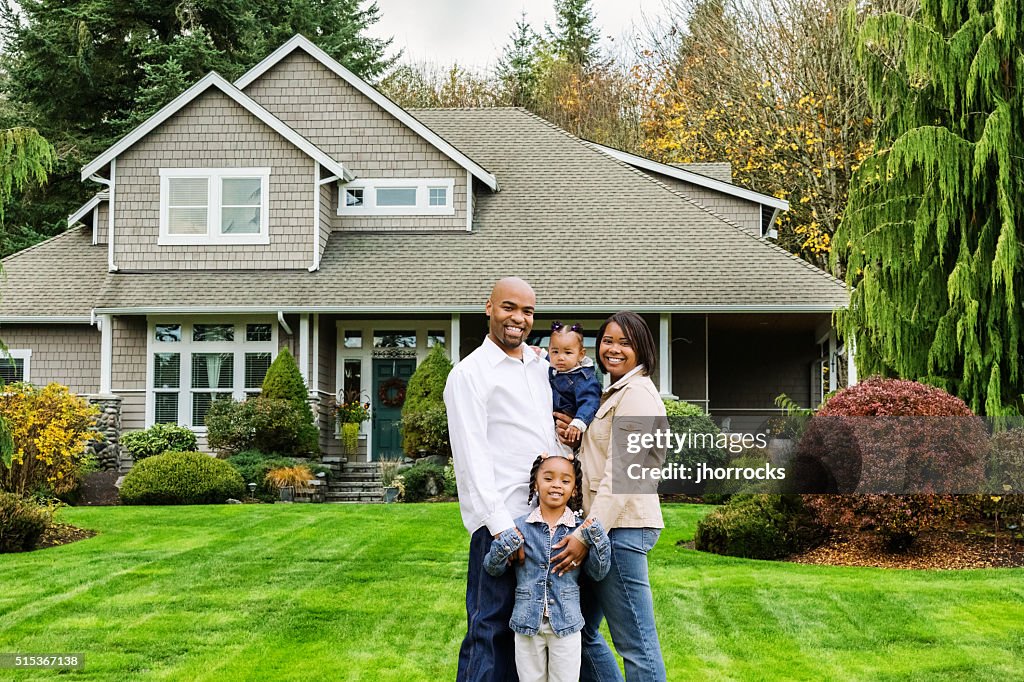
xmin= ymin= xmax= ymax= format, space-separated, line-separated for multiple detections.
xmin=0 ymin=0 xmax=394 ymax=257
xmin=833 ymin=0 xmax=1024 ymax=414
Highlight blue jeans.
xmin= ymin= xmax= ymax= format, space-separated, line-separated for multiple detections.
xmin=457 ymin=526 xmax=519 ymax=682
xmin=580 ymin=527 xmax=666 ymax=682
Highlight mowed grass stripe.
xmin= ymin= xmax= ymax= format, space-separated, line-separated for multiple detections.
xmin=2 ymin=503 xmax=1023 ymax=681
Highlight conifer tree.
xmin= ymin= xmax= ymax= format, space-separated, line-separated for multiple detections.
xmin=496 ymin=11 xmax=540 ymax=108
xmin=833 ymin=0 xmax=1023 ymax=414
xmin=549 ymin=0 xmax=602 ymax=70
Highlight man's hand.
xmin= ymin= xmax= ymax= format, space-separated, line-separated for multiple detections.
xmin=494 ymin=526 xmax=526 ymax=565
xmin=551 ymin=534 xmax=588 ymax=576
xmin=553 ymin=411 xmax=582 ymax=447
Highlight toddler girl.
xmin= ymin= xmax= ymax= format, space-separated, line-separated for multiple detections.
xmin=548 ymin=321 xmax=602 ymax=444
xmin=484 ymin=452 xmax=611 ymax=682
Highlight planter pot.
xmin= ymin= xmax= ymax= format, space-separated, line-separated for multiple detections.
xmin=383 ymin=486 xmax=400 ymax=503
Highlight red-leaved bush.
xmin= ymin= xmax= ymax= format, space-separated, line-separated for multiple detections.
xmin=798 ymin=377 xmax=989 ymax=550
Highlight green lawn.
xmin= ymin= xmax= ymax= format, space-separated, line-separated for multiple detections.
xmin=2 ymin=503 xmax=1022 ymax=681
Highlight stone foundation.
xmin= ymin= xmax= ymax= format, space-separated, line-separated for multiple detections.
xmin=86 ymin=394 xmax=122 ymax=471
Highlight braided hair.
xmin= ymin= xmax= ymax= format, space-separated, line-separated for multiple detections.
xmin=527 ymin=453 xmax=584 ymax=515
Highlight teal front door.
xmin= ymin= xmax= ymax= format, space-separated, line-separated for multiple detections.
xmin=372 ymin=359 xmax=415 ymax=460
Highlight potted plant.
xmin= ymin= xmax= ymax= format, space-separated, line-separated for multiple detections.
xmin=336 ymin=399 xmax=371 ymax=456
xmin=265 ymin=465 xmax=315 ymax=503
xmin=380 ymin=459 xmax=403 ymax=503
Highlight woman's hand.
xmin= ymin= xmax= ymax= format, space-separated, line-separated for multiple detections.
xmin=551 ymin=534 xmax=588 ymax=576
xmin=553 ymin=411 xmax=581 ymax=447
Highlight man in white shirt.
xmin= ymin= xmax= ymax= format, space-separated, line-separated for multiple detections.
xmin=445 ymin=277 xmax=560 ymax=682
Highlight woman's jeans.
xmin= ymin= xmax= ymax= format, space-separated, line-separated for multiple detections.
xmin=579 ymin=527 xmax=666 ymax=682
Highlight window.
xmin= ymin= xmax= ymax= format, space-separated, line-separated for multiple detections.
xmin=159 ymin=168 xmax=270 ymax=245
xmin=343 ymin=330 xmax=363 ymax=349
xmin=0 ymin=350 xmax=30 ymax=384
xmin=374 ymin=330 xmax=416 ymax=348
xmin=338 ymin=178 xmax=455 ymax=216
xmin=149 ymin=320 xmax=276 ymax=429
xmin=427 ymin=330 xmax=446 ymax=348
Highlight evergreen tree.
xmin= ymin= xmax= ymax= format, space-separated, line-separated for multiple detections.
xmin=262 ymin=348 xmax=316 ymax=425
xmin=496 ymin=11 xmax=540 ymax=108
xmin=833 ymin=0 xmax=1023 ymax=414
xmin=401 ymin=345 xmax=452 ymax=456
xmin=0 ymin=126 xmax=54 ymax=223
xmin=0 ymin=0 xmax=395 ymax=257
xmin=548 ymin=0 xmax=602 ymax=70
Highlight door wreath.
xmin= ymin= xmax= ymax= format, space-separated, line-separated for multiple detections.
xmin=379 ymin=377 xmax=407 ymax=407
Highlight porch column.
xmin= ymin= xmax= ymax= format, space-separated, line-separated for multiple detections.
xmin=828 ymin=330 xmax=838 ymax=392
xmin=299 ymin=314 xmax=310 ymax=386
xmin=99 ymin=314 xmax=113 ymax=394
xmin=450 ymin=313 xmax=461 ymax=365
xmin=659 ymin=313 xmax=674 ymax=398
xmin=847 ymin=334 xmax=858 ymax=386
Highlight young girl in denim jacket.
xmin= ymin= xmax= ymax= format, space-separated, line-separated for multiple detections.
xmin=484 ymin=452 xmax=611 ymax=682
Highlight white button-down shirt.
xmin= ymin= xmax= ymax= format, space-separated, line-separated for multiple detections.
xmin=444 ymin=336 xmax=560 ymax=535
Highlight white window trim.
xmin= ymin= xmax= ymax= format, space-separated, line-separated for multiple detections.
xmin=159 ymin=168 xmax=271 ymax=246
xmin=145 ymin=318 xmax=278 ymax=431
xmin=0 ymin=349 xmax=31 ymax=382
xmin=338 ymin=178 xmax=455 ymax=217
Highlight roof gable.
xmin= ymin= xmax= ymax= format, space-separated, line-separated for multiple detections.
xmin=80 ymin=72 xmax=352 ymax=182
xmin=235 ymin=35 xmax=498 ymax=191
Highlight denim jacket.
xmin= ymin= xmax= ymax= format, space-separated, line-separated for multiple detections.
xmin=483 ymin=510 xmax=611 ymax=637
xmin=549 ymin=358 xmax=602 ymax=431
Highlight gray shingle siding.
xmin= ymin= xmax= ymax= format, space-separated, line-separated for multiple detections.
xmin=95 ymin=202 xmax=109 ymax=244
xmin=0 ymin=324 xmax=101 ymax=394
xmin=111 ymin=316 xmax=148 ymax=430
xmin=114 ymin=88 xmax=316 ymax=270
xmin=241 ymin=50 xmax=468 ymax=232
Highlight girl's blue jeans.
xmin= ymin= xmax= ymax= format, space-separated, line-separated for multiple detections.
xmin=579 ymin=527 xmax=666 ymax=682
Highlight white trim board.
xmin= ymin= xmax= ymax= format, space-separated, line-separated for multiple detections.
xmin=590 ymin=143 xmax=789 ymax=211
xmin=67 ymin=192 xmax=109 ymax=228
xmin=81 ymin=72 xmax=353 ymax=183
xmin=0 ymin=349 xmax=31 ymax=382
xmin=95 ymin=304 xmax=845 ymax=315
xmin=235 ymin=35 xmax=499 ymax=192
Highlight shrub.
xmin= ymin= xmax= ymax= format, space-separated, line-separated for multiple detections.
xmin=400 ymin=460 xmax=446 ymax=502
xmin=206 ymin=397 xmax=318 ymax=458
xmin=119 ymin=452 xmax=245 ymax=505
xmin=261 ymin=348 xmax=315 ymax=424
xmin=0 ymin=383 xmax=98 ymax=497
xmin=399 ymin=407 xmax=451 ymax=460
xmin=121 ymin=423 xmax=197 ymax=461
xmin=702 ymin=448 xmax=777 ymax=501
xmin=227 ymin=450 xmax=296 ymax=502
xmin=694 ymin=494 xmax=823 ymax=559
xmin=662 ymin=400 xmax=727 ymax=494
xmin=797 ymin=377 xmax=988 ymax=550
xmin=989 ymin=428 xmax=1024 ymax=492
xmin=401 ymin=345 xmax=452 ymax=457
xmin=443 ymin=460 xmax=458 ymax=497
xmin=0 ymin=492 xmax=52 ymax=552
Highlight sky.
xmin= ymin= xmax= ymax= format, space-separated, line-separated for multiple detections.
xmin=363 ymin=0 xmax=673 ymax=70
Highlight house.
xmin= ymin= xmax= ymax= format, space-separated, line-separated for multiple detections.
xmin=0 ymin=35 xmax=851 ymax=463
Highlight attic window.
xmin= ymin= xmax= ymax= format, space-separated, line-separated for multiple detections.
xmin=159 ymin=168 xmax=271 ymax=245
xmin=338 ymin=178 xmax=455 ymax=217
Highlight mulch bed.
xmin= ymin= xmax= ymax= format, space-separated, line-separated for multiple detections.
xmin=35 ymin=523 xmax=97 ymax=550
xmin=785 ymin=529 xmax=1024 ymax=569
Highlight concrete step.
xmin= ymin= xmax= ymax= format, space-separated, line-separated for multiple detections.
xmin=342 ymin=464 xmax=381 ymax=473
xmin=331 ymin=472 xmax=381 ymax=482
xmin=326 ymin=490 xmax=384 ymax=503
xmin=321 ymin=456 xmax=348 ymax=465
xmin=328 ymin=482 xmax=383 ymax=492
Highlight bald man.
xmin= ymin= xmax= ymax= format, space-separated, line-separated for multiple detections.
xmin=445 ymin=278 xmax=561 ymax=682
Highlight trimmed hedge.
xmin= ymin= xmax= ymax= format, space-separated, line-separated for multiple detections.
xmin=262 ymin=348 xmax=316 ymax=424
xmin=121 ymin=423 xmax=198 ymax=460
xmin=401 ymin=345 xmax=452 ymax=457
xmin=119 ymin=452 xmax=245 ymax=505
xmin=0 ymin=492 xmax=53 ymax=552
xmin=694 ymin=494 xmax=822 ymax=559
xmin=205 ymin=397 xmax=318 ymax=458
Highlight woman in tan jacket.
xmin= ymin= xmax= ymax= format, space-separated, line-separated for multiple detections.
xmin=552 ymin=311 xmax=667 ymax=682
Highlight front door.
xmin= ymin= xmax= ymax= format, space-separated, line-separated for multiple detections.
xmin=372 ymin=359 xmax=415 ymax=460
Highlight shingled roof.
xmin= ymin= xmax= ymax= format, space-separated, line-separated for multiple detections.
xmin=0 ymin=227 xmax=105 ymax=319
xmin=2 ymin=108 xmax=848 ymax=317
